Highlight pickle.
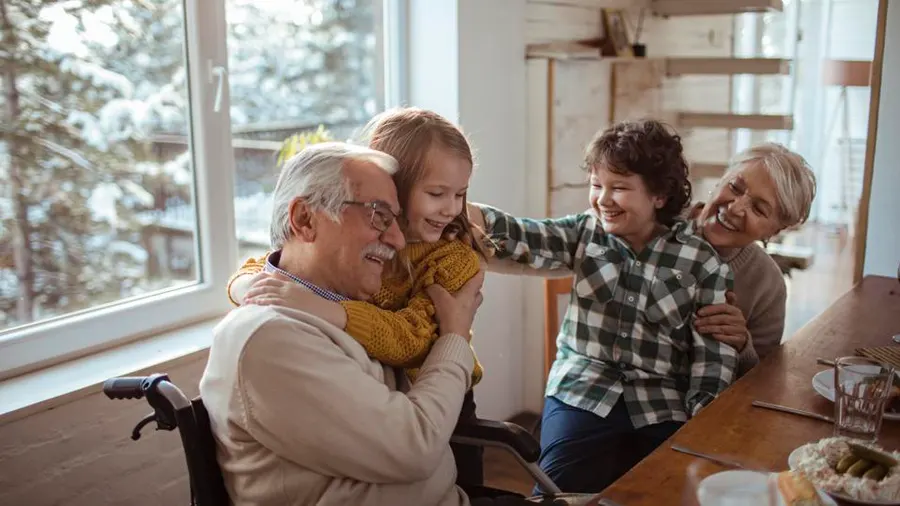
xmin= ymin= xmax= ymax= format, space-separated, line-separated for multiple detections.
xmin=864 ymin=464 xmax=888 ymax=481
xmin=836 ymin=454 xmax=860 ymax=474
xmin=847 ymin=459 xmax=874 ymax=477
xmin=849 ymin=443 xmax=899 ymax=468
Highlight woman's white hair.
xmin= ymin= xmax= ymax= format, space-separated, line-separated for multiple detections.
xmin=724 ymin=142 xmax=817 ymax=228
xmin=269 ymin=141 xmax=397 ymax=249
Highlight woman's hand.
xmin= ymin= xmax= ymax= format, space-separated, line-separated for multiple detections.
xmin=244 ymin=272 xmax=348 ymax=327
xmin=695 ymin=291 xmax=749 ymax=352
xmin=426 ymin=271 xmax=485 ymax=340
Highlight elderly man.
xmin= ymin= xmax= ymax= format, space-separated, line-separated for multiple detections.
xmin=199 ymin=142 xmax=527 ymax=506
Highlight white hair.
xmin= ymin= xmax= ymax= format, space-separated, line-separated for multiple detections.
xmin=269 ymin=141 xmax=398 ymax=249
xmin=724 ymin=142 xmax=817 ymax=228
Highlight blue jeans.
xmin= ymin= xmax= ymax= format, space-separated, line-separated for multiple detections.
xmin=534 ymin=396 xmax=682 ymax=495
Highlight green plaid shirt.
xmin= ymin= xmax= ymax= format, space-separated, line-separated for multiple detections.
xmin=481 ymin=205 xmax=737 ymax=428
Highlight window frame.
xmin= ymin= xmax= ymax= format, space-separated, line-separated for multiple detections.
xmin=0 ymin=0 xmax=396 ymax=380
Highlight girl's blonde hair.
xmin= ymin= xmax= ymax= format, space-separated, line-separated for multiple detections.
xmin=360 ymin=107 xmax=490 ymax=258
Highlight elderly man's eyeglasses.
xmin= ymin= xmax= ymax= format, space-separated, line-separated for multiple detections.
xmin=342 ymin=200 xmax=401 ymax=232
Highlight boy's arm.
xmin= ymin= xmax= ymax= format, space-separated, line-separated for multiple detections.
xmin=686 ymin=260 xmax=739 ymax=416
xmin=341 ymin=242 xmax=484 ymax=382
xmin=227 ymin=253 xmax=269 ymax=305
xmin=469 ymin=202 xmax=587 ymax=272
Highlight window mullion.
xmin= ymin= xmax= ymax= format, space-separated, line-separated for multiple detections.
xmin=184 ymin=0 xmax=238 ymax=291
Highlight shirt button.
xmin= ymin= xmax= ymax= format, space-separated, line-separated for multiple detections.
xmin=676 ymin=273 xmax=683 ymax=280
xmin=635 ymin=261 xmax=642 ymax=267
xmin=620 ymin=332 xmax=627 ymax=338
xmin=627 ymin=296 xmax=635 ymax=302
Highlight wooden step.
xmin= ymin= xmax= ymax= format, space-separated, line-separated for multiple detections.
xmin=666 ymin=57 xmax=791 ymax=76
xmin=651 ymin=0 xmax=783 ymax=16
xmin=677 ymin=112 xmax=794 ymax=131
xmin=690 ymin=162 xmax=729 ymax=179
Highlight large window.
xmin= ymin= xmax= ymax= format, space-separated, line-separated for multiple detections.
xmin=226 ymin=0 xmax=380 ymax=261
xmin=0 ymin=0 xmax=393 ymax=378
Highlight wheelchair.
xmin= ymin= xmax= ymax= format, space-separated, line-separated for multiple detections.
xmin=103 ymin=373 xmax=599 ymax=506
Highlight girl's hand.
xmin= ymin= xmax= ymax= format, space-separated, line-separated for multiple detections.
xmin=244 ymin=273 xmax=348 ymax=328
xmin=426 ymin=271 xmax=485 ymax=340
xmin=243 ymin=272 xmax=311 ymax=308
xmin=695 ymin=291 xmax=749 ymax=352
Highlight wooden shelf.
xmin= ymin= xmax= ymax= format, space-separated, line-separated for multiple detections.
xmin=677 ymin=112 xmax=794 ymax=131
xmin=690 ymin=162 xmax=729 ymax=179
xmin=525 ymin=49 xmax=792 ymax=79
xmin=666 ymin=58 xmax=791 ymax=76
xmin=526 ymin=41 xmax=603 ymax=60
xmin=651 ymin=0 xmax=783 ymax=16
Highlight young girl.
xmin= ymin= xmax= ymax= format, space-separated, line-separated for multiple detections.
xmin=470 ymin=119 xmax=739 ymax=494
xmin=227 ymin=107 xmax=490 ymax=490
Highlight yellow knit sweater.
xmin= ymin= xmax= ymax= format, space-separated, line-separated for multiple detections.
xmin=228 ymin=239 xmax=484 ymax=384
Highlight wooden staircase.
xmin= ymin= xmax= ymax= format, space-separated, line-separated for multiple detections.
xmin=651 ymin=0 xmax=783 ymax=17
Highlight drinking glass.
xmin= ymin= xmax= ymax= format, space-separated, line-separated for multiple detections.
xmin=833 ymin=356 xmax=895 ymax=442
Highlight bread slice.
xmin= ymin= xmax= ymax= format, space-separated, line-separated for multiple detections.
xmin=777 ymin=471 xmax=823 ymax=506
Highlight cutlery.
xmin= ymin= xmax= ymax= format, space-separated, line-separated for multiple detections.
xmin=751 ymin=400 xmax=835 ymax=423
xmin=817 ymin=358 xmax=835 ymax=367
xmin=670 ymin=444 xmax=749 ymax=469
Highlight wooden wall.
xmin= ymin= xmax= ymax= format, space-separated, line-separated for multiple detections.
xmin=526 ymin=0 xmax=634 ymax=46
xmin=0 ymin=355 xmax=206 ymax=506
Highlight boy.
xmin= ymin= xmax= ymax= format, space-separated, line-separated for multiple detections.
xmin=469 ymin=120 xmax=737 ymax=494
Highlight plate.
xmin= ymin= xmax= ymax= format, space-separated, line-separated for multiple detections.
xmin=812 ymin=369 xmax=900 ymax=421
xmin=788 ymin=446 xmax=900 ymax=505
xmin=697 ymin=470 xmax=836 ymax=505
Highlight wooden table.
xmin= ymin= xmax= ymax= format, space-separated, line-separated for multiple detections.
xmin=601 ymin=275 xmax=900 ymax=505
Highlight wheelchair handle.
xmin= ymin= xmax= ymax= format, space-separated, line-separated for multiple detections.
xmin=103 ymin=373 xmax=191 ymax=409
xmin=103 ymin=376 xmax=151 ymax=400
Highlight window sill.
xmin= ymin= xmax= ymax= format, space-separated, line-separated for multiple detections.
xmin=0 ymin=316 xmax=221 ymax=426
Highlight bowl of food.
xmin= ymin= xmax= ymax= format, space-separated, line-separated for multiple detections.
xmin=788 ymin=437 xmax=900 ymax=504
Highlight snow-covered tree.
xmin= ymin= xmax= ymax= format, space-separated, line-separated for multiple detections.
xmin=0 ymin=0 xmax=378 ymax=330
xmin=0 ymin=0 xmax=184 ymax=327
xmin=226 ymin=0 xmax=377 ymax=127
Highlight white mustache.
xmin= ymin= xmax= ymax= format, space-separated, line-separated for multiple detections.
xmin=362 ymin=243 xmax=396 ymax=260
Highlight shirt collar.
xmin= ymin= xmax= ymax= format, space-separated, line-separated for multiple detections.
xmin=264 ymin=250 xmax=350 ymax=302
xmin=671 ymin=219 xmax=696 ymax=244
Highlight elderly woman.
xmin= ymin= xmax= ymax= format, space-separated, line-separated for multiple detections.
xmin=689 ymin=142 xmax=817 ymax=374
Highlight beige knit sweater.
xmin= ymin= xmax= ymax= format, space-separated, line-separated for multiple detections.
xmin=199 ymin=304 xmax=474 ymax=506
xmin=723 ymin=242 xmax=787 ymax=375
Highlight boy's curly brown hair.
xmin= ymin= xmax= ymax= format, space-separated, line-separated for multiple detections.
xmin=582 ymin=119 xmax=691 ymax=226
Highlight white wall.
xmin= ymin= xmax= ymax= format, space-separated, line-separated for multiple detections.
xmin=863 ymin=0 xmax=900 ymax=278
xmin=408 ymin=0 xmax=534 ymax=420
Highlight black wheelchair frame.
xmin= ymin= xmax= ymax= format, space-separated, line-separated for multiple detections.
xmin=103 ymin=373 xmax=565 ymax=506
